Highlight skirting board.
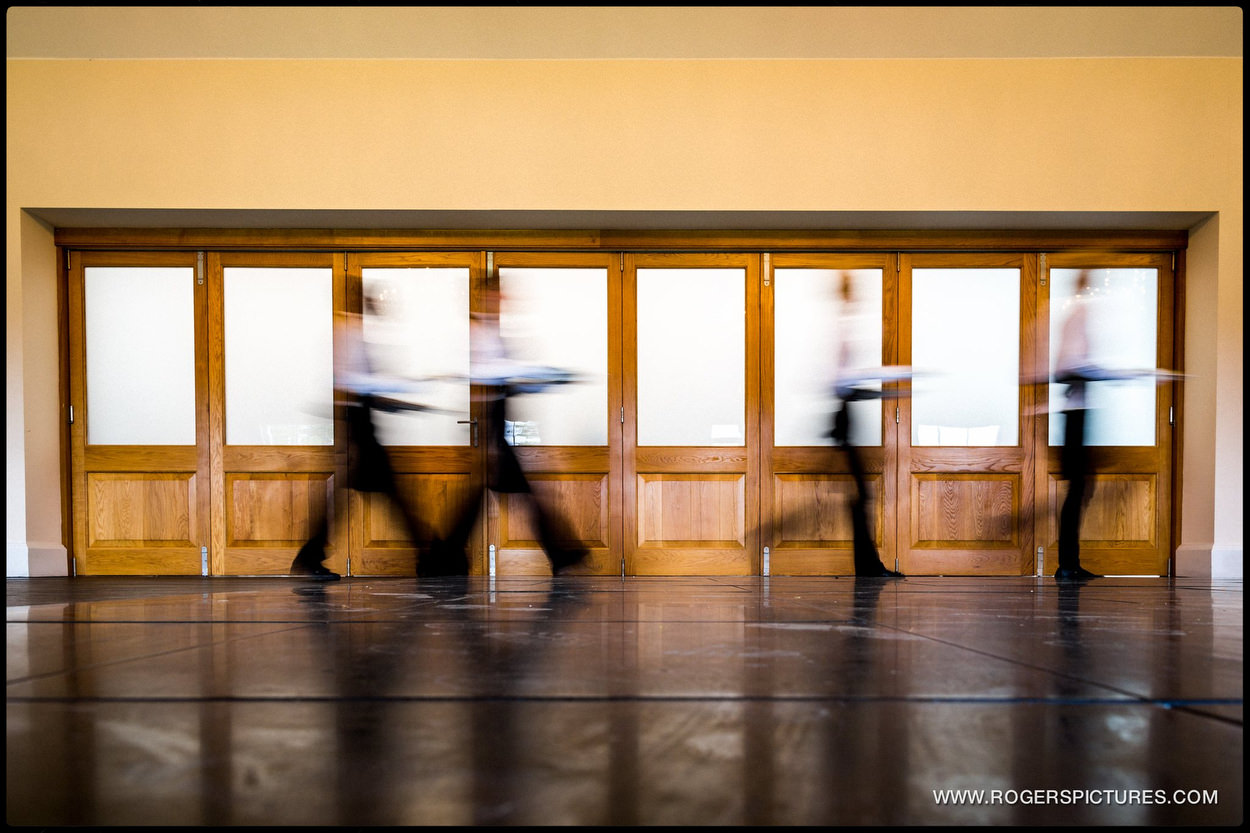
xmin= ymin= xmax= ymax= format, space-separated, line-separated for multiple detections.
xmin=1174 ymin=543 xmax=1244 ymax=579
xmin=6 ymin=541 xmax=70 ymax=577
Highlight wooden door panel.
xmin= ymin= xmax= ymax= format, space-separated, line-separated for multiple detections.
xmin=494 ymin=473 xmax=612 ymax=575
xmin=69 ymin=252 xmax=209 ymax=576
xmin=764 ymin=472 xmax=887 ymax=576
xmin=492 ymin=452 xmax=615 ymax=575
xmin=225 ymin=473 xmax=330 ymax=544
xmin=761 ymin=254 xmax=896 ymax=576
xmin=1045 ymin=473 xmax=1165 ymax=575
xmin=500 ymin=476 xmax=610 ymax=547
xmin=912 ymin=474 xmax=1018 ymax=544
xmin=87 ymin=473 xmax=197 ymax=546
xmin=209 ymin=251 xmax=344 ymax=576
xmin=488 ymin=253 xmax=622 ymax=576
xmin=624 ymin=253 xmax=759 ymax=576
xmin=1038 ymin=252 xmax=1174 ymax=576
xmin=630 ymin=469 xmax=752 ymax=575
xmin=897 ymin=253 xmax=1036 ymax=576
xmin=637 ymin=473 xmax=745 ymax=545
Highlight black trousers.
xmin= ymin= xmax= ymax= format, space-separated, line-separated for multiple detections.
xmin=293 ymin=398 xmax=427 ymax=572
xmin=1057 ymin=407 xmax=1092 ymax=570
xmin=832 ymin=399 xmax=886 ymax=573
xmin=440 ymin=392 xmax=583 ymax=567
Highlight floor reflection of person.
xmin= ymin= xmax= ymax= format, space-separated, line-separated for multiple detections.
xmin=431 ymin=286 xmax=588 ymax=575
xmin=832 ymin=272 xmax=902 ymax=578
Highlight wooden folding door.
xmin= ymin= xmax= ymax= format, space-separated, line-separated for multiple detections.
xmin=207 ymin=252 xmax=345 ymax=575
xmin=623 ymin=253 xmax=761 ymax=575
xmin=761 ymin=253 xmax=899 ymax=575
xmin=486 ymin=252 xmax=621 ymax=575
xmin=68 ymin=251 xmax=210 ymax=575
xmin=1037 ymin=252 xmax=1175 ymax=576
xmin=896 ymin=253 xmax=1038 ymax=575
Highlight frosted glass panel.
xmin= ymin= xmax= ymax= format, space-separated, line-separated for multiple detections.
xmin=774 ymin=268 xmax=882 ymax=446
xmin=912 ymin=268 xmax=1019 ymax=446
xmin=637 ymin=268 xmax=744 ymax=446
xmin=1049 ymin=268 xmax=1158 ymax=446
xmin=85 ymin=267 xmax=196 ymax=445
xmin=363 ymin=268 xmax=471 ymax=446
xmin=225 ymin=268 xmax=333 ymax=445
xmin=500 ymin=267 xmax=609 ymax=446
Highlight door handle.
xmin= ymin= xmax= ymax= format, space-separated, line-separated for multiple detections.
xmin=458 ymin=419 xmax=478 ymax=447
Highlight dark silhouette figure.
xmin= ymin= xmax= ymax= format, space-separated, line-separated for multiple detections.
xmin=1053 ymin=269 xmax=1102 ymax=581
xmin=291 ymin=291 xmax=449 ymax=579
xmin=832 ymin=272 xmax=902 ymax=578
xmin=431 ymin=288 xmax=588 ymax=575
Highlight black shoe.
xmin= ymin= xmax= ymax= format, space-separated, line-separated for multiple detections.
xmin=291 ymin=542 xmax=341 ymax=580
xmin=299 ymin=565 xmax=342 ymax=581
xmin=1054 ymin=566 xmax=1101 ymax=581
xmin=855 ymin=562 xmax=904 ymax=578
xmin=418 ymin=540 xmax=470 ymax=577
xmin=549 ymin=547 xmax=589 ymax=576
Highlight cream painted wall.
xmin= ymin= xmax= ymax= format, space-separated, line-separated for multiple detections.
xmin=5 ymin=59 xmax=1241 ymax=212
xmin=6 ymin=56 xmax=1243 ymax=576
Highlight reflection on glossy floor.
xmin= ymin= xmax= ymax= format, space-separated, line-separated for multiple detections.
xmin=6 ymin=575 xmax=1243 ymax=826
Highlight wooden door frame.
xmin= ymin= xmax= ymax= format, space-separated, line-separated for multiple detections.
xmin=67 ymin=250 xmax=209 ymax=575
xmin=1037 ymin=251 xmax=1175 ymax=576
xmin=896 ymin=252 xmax=1038 ymax=575
xmin=58 ymin=230 xmax=1188 ymax=578
xmin=343 ymin=251 xmax=487 ymax=575
xmin=206 ymin=251 xmax=345 ymax=575
xmin=622 ymin=252 xmax=761 ymax=575
xmin=486 ymin=251 xmax=624 ymax=576
xmin=760 ymin=252 xmax=900 ymax=575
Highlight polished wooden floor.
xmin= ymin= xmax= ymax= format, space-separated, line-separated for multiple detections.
xmin=6 ymin=575 xmax=1243 ymax=826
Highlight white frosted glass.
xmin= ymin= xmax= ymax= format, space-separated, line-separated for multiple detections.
xmin=637 ymin=268 xmax=745 ymax=446
xmin=84 ymin=267 xmax=197 ymax=445
xmin=500 ymin=267 xmax=609 ymax=446
xmin=774 ymin=268 xmax=882 ymax=446
xmin=224 ymin=268 xmax=334 ymax=445
xmin=912 ymin=268 xmax=1019 ymax=446
xmin=1049 ymin=268 xmax=1158 ymax=446
xmin=363 ymin=268 xmax=471 ymax=446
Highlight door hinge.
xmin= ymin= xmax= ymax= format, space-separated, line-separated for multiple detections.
xmin=1036 ymin=546 xmax=1044 ymax=576
xmin=763 ymin=546 xmax=770 ymax=576
xmin=68 ymin=405 xmax=74 ymax=425
xmin=620 ymin=407 xmax=624 ymax=424
xmin=196 ymin=251 xmax=205 ymax=285
xmin=763 ymin=253 xmax=770 ymax=286
xmin=486 ymin=251 xmax=494 ymax=276
xmin=201 ymin=546 xmax=208 ymax=576
xmin=1039 ymin=253 xmax=1047 ymax=286
xmin=896 ymin=406 xmax=900 ymax=424
xmin=489 ymin=544 xmax=496 ymax=577
xmin=620 ymin=252 xmax=624 ymax=272
xmin=1169 ymin=406 xmax=1174 ymax=425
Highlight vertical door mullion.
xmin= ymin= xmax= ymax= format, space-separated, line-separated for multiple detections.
xmin=900 ymin=256 xmax=920 ymax=575
xmin=193 ymin=251 xmax=211 ymax=575
xmin=882 ymin=252 xmax=901 ymax=574
xmin=205 ymin=251 xmax=226 ymax=575
xmin=1019 ymin=254 xmax=1038 ymax=574
xmin=1033 ymin=254 xmax=1052 ymax=576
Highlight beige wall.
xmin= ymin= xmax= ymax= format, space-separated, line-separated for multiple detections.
xmin=6 ymin=56 xmax=1243 ymax=575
